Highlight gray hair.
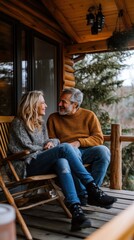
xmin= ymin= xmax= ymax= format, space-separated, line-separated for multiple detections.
xmin=62 ymin=88 xmax=83 ymax=107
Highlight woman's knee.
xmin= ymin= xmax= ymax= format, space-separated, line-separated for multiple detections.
xmin=60 ymin=142 xmax=72 ymax=149
xmin=59 ymin=142 xmax=74 ymax=154
xmin=56 ymin=158 xmax=71 ymax=173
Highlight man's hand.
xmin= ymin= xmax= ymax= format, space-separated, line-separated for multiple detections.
xmin=44 ymin=141 xmax=54 ymax=150
xmin=70 ymin=141 xmax=80 ymax=148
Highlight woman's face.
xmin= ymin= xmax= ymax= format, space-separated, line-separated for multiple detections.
xmin=37 ymin=95 xmax=47 ymax=116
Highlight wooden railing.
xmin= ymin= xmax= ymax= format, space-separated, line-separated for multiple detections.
xmin=85 ymin=203 xmax=134 ymax=240
xmin=104 ymin=124 xmax=134 ymax=190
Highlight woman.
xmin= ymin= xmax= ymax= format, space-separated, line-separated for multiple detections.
xmin=8 ymin=91 xmax=116 ymax=231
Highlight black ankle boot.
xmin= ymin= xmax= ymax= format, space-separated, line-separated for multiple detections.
xmin=70 ymin=203 xmax=91 ymax=231
xmin=79 ymin=194 xmax=88 ymax=206
xmin=86 ymin=181 xmax=117 ymax=209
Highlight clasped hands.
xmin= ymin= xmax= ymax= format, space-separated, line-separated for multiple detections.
xmin=44 ymin=140 xmax=80 ymax=150
xmin=69 ymin=140 xmax=80 ymax=148
xmin=44 ymin=141 xmax=54 ymax=150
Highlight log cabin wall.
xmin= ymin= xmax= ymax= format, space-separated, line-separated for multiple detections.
xmin=63 ymin=54 xmax=75 ymax=89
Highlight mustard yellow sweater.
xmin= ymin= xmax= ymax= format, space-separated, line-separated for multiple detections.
xmin=47 ymin=108 xmax=104 ymax=147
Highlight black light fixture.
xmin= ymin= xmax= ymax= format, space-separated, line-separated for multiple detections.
xmin=86 ymin=6 xmax=95 ymax=26
xmin=86 ymin=4 xmax=105 ymax=35
xmin=96 ymin=4 xmax=105 ymax=32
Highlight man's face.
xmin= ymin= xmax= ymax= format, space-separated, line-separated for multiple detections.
xmin=58 ymin=93 xmax=77 ymax=115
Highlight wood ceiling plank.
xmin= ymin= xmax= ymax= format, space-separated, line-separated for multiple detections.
xmin=114 ymin=0 xmax=132 ymax=29
xmin=0 ymin=0 xmax=69 ymax=43
xmin=7 ymin=0 xmax=63 ymax=33
xmin=41 ymin=0 xmax=81 ymax=43
xmin=1 ymin=0 xmax=134 ymax=52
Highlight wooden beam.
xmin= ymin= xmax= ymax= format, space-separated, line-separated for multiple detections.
xmin=5 ymin=0 xmax=63 ymax=33
xmin=65 ymin=40 xmax=108 ymax=54
xmin=41 ymin=0 xmax=81 ymax=43
xmin=65 ymin=38 xmax=134 ymax=55
xmin=114 ymin=0 xmax=132 ymax=29
xmin=120 ymin=136 xmax=134 ymax=142
xmin=104 ymin=135 xmax=134 ymax=142
xmin=0 ymin=0 xmax=69 ymax=43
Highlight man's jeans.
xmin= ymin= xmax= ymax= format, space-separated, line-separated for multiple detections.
xmin=26 ymin=143 xmax=94 ymax=205
xmin=73 ymin=145 xmax=110 ymax=197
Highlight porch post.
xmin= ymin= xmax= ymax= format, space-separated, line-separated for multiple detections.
xmin=110 ymin=124 xmax=122 ymax=189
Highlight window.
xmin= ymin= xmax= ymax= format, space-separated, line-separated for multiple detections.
xmin=34 ymin=37 xmax=57 ymax=119
xmin=0 ymin=13 xmax=59 ymax=116
xmin=21 ymin=30 xmax=28 ymax=95
xmin=0 ymin=19 xmax=14 ymax=115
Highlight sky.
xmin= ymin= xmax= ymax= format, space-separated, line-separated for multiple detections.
xmin=119 ymin=53 xmax=134 ymax=86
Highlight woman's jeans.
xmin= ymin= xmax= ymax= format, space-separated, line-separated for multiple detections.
xmin=73 ymin=145 xmax=110 ymax=197
xmin=26 ymin=143 xmax=93 ymax=205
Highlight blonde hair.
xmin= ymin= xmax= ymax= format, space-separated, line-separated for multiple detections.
xmin=18 ymin=90 xmax=44 ymax=132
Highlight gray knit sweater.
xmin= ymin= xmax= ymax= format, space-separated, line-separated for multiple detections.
xmin=7 ymin=118 xmax=60 ymax=178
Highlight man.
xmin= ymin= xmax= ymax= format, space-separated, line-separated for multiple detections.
xmin=47 ymin=87 xmax=117 ymax=208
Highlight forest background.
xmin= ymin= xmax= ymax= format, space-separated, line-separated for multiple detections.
xmin=74 ymin=50 xmax=134 ymax=190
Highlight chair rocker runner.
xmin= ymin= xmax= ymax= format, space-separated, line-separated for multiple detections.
xmin=0 ymin=116 xmax=71 ymax=240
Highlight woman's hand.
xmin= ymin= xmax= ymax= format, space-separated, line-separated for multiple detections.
xmin=44 ymin=141 xmax=54 ymax=150
xmin=70 ymin=141 xmax=80 ymax=148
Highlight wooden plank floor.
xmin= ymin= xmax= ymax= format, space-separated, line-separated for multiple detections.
xmin=17 ymin=188 xmax=134 ymax=240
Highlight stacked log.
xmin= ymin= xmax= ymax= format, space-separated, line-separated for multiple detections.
xmin=63 ymin=55 xmax=75 ymax=88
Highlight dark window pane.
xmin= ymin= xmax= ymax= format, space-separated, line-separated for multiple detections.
xmin=34 ymin=37 xmax=57 ymax=119
xmin=21 ymin=30 xmax=28 ymax=94
xmin=0 ymin=20 xmax=13 ymax=115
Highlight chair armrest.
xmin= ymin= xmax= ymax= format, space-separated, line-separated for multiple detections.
xmin=5 ymin=150 xmax=30 ymax=162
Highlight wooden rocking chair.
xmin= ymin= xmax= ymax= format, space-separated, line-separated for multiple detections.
xmin=0 ymin=116 xmax=71 ymax=240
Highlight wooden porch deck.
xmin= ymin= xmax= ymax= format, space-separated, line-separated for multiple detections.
xmin=17 ymin=188 xmax=134 ymax=240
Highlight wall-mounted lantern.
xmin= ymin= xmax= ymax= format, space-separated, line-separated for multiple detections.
xmin=86 ymin=4 xmax=105 ymax=35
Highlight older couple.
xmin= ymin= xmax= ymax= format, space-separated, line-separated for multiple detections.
xmin=8 ymin=88 xmax=117 ymax=231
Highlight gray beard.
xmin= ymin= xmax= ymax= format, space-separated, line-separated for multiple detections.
xmin=59 ymin=111 xmax=68 ymax=115
xmin=59 ymin=105 xmax=73 ymax=115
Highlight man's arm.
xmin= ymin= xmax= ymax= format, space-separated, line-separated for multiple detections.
xmin=78 ymin=113 xmax=104 ymax=147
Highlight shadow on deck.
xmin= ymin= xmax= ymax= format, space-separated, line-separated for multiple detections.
xmin=17 ymin=188 xmax=134 ymax=240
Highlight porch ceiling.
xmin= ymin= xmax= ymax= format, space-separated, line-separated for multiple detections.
xmin=41 ymin=0 xmax=134 ymax=54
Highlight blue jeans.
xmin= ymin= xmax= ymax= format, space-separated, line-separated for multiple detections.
xmin=26 ymin=143 xmax=94 ymax=205
xmin=73 ymin=146 xmax=110 ymax=197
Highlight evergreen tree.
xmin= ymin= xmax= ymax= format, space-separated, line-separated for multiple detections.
xmin=74 ymin=51 xmax=132 ymax=132
xmin=74 ymin=51 xmax=134 ymax=190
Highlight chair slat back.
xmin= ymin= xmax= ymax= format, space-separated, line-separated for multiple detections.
xmin=0 ymin=116 xmax=14 ymax=159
